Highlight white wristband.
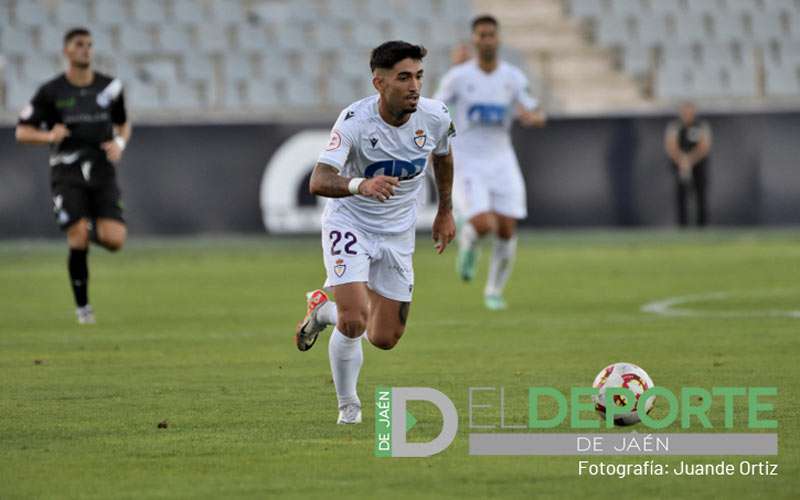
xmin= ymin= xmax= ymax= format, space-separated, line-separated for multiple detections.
xmin=113 ymin=136 xmax=126 ymax=151
xmin=348 ymin=177 xmax=365 ymax=195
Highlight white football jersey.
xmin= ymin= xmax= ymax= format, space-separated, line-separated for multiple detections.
xmin=318 ymin=94 xmax=455 ymax=234
xmin=434 ymin=60 xmax=537 ymax=158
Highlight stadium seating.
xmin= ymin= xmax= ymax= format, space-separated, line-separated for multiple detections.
xmin=566 ymin=0 xmax=800 ymax=101
xmin=173 ymin=0 xmax=208 ymax=24
xmin=53 ymin=0 xmax=92 ymax=27
xmin=95 ymin=0 xmax=129 ymax=27
xmin=6 ymin=0 xmax=795 ymax=114
xmin=131 ymin=0 xmax=169 ymax=25
xmin=0 ymin=0 xmax=469 ymax=115
xmin=14 ymin=1 xmax=49 ymax=28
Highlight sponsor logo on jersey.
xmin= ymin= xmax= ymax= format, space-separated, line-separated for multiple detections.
xmin=364 ymin=158 xmax=427 ymax=180
xmin=344 ymin=110 xmax=355 ymax=120
xmin=369 ymin=137 xmax=379 ymax=148
xmin=414 ymin=129 xmax=426 ymax=148
xmin=56 ymin=97 xmax=76 ymax=109
xmin=62 ymin=111 xmax=111 ymax=124
xmin=334 ymin=258 xmax=346 ymax=277
xmin=467 ymin=104 xmax=508 ymax=126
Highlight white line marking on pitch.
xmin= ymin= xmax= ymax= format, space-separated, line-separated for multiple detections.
xmin=641 ymin=290 xmax=800 ymax=319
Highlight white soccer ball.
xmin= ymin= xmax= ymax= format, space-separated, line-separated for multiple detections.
xmin=591 ymin=362 xmax=655 ymax=426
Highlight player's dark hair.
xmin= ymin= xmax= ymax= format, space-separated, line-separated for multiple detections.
xmin=471 ymin=14 xmax=499 ymax=31
xmin=370 ymin=41 xmax=427 ymax=72
xmin=64 ymin=27 xmax=91 ymax=46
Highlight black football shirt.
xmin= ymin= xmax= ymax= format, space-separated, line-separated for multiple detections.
xmin=18 ymin=72 xmax=127 ymax=155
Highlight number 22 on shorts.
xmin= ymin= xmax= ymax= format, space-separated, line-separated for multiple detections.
xmin=329 ymin=230 xmax=358 ymax=256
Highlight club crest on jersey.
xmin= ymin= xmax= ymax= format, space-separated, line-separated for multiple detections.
xmin=414 ymin=129 xmax=426 ymax=148
xmin=334 ymin=258 xmax=346 ymax=277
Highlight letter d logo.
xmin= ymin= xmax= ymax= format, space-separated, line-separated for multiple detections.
xmin=375 ymin=387 xmax=458 ymax=457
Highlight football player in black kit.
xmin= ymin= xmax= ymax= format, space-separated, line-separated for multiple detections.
xmin=15 ymin=28 xmax=132 ymax=324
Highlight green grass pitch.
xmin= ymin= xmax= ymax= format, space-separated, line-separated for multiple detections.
xmin=1 ymin=230 xmax=798 ymax=499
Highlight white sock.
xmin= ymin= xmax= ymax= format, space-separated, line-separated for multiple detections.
xmin=459 ymin=221 xmax=479 ymax=251
xmin=317 ymin=300 xmax=338 ymax=326
xmin=485 ymin=236 xmax=518 ymax=297
xmin=328 ymin=327 xmax=363 ymax=409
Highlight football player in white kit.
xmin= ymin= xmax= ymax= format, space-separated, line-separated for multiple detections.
xmin=435 ymin=15 xmax=546 ymax=311
xmin=293 ymin=41 xmax=456 ymax=424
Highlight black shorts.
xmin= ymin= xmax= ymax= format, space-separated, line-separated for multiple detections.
xmin=51 ymin=163 xmax=125 ymax=230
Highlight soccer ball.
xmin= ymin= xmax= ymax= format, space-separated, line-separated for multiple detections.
xmin=591 ymin=362 xmax=655 ymax=426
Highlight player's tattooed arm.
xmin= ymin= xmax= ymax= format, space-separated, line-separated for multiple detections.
xmin=431 ymin=150 xmax=456 ymax=254
xmin=309 ymin=163 xmax=399 ymax=201
xmin=309 ymin=163 xmax=352 ymax=198
xmin=432 ymin=150 xmax=454 ymax=212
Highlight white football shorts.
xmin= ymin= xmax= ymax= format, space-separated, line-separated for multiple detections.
xmin=321 ymin=214 xmax=415 ymax=302
xmin=453 ymin=149 xmax=528 ymax=220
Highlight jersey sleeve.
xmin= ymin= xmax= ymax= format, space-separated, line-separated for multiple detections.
xmin=17 ymin=84 xmax=56 ymax=127
xmin=111 ymin=88 xmax=127 ymax=125
xmin=433 ymin=68 xmax=458 ymax=106
xmin=513 ymin=69 xmax=539 ymax=112
xmin=432 ymin=102 xmax=456 ymax=157
xmin=97 ymin=77 xmax=127 ymax=125
xmin=317 ymin=108 xmax=358 ymax=171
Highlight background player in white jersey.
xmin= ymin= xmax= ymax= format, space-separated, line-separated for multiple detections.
xmin=293 ymin=41 xmax=456 ymax=424
xmin=435 ymin=15 xmax=546 ymax=311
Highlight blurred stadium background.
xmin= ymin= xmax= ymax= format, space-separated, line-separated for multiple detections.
xmin=1 ymin=0 xmax=800 ymax=237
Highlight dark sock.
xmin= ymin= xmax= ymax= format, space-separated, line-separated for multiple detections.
xmin=68 ymin=248 xmax=89 ymax=307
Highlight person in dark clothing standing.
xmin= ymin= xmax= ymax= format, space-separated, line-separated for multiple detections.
xmin=664 ymin=102 xmax=712 ymax=227
xmin=15 ymin=27 xmax=132 ymax=324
